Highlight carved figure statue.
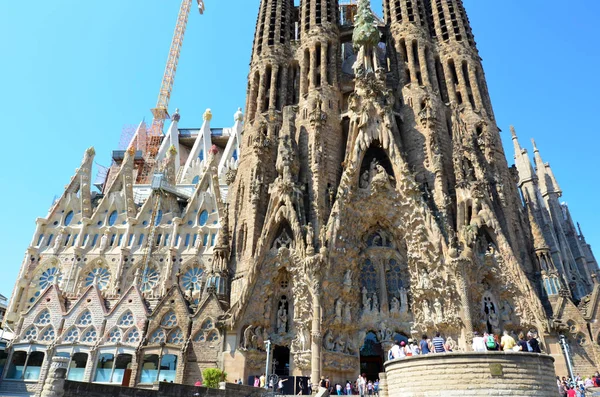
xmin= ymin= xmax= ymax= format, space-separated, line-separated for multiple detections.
xmin=500 ymin=300 xmax=513 ymax=323
xmin=422 ymin=300 xmax=432 ymax=321
xmin=419 ymin=269 xmax=432 ymax=290
xmin=323 ymin=330 xmax=335 ymax=351
xmin=362 ymin=287 xmax=369 ymax=309
xmin=274 ymin=229 xmax=292 ymax=250
xmin=277 ymin=302 xmax=289 ymax=334
xmin=305 ymin=223 xmax=314 ymax=253
xmin=434 ymin=298 xmax=444 ymax=323
xmin=253 ymin=326 xmax=265 ymax=350
xmin=344 ymin=303 xmax=352 ymax=323
xmin=335 ymin=299 xmax=343 ymax=323
xmin=372 ymin=293 xmax=379 ymax=312
xmin=243 ymin=325 xmax=255 ymax=350
xmin=390 ymin=296 xmax=400 ymax=314
xmin=99 ymin=231 xmax=110 ymax=253
xmin=343 ymin=270 xmax=353 ymax=287
xmin=334 ymin=333 xmax=347 ymax=353
xmin=360 ymin=170 xmax=370 ymax=189
xmin=53 ymin=230 xmax=64 ymax=251
xmin=365 ymin=294 xmax=373 ymax=313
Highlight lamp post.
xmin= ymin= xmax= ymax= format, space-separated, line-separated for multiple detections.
xmin=265 ymin=339 xmax=272 ymax=388
xmin=559 ymin=334 xmax=575 ymax=380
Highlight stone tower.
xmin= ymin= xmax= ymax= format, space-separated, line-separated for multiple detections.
xmin=224 ymin=0 xmax=573 ymax=385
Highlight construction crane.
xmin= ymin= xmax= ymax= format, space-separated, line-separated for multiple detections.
xmin=137 ymin=0 xmax=205 ymax=184
xmin=139 ymin=0 xmax=206 ymax=292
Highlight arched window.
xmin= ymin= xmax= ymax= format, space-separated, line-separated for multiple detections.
xmin=64 ymin=211 xmax=74 ymax=226
xmin=207 ymin=331 xmax=219 ymax=342
xmin=192 ymin=175 xmax=200 ymax=185
xmin=40 ymin=326 xmax=55 ymax=342
xmin=150 ymin=329 xmax=166 ymax=344
xmin=167 ymin=328 xmax=185 ymax=344
xmin=82 ymin=327 xmax=98 ymax=343
xmin=140 ymin=267 xmax=159 ymax=292
xmin=118 ymin=311 xmax=134 ymax=327
xmin=154 ymin=210 xmax=163 ymax=226
xmin=77 ymin=310 xmax=93 ymax=326
xmin=35 ymin=309 xmax=51 ymax=325
xmin=108 ymin=210 xmax=118 ymax=226
xmin=194 ymin=331 xmax=206 ymax=342
xmin=23 ymin=326 xmax=37 ymax=341
xmin=386 ymin=259 xmax=404 ymax=294
xmin=201 ymin=318 xmax=213 ymax=330
xmin=361 ymin=259 xmax=378 ymax=292
xmin=161 ymin=311 xmax=178 ymax=328
xmin=198 ymin=210 xmax=209 ymax=226
xmin=108 ymin=328 xmax=122 ymax=343
xmin=124 ymin=328 xmax=140 ymax=344
xmin=64 ymin=327 xmax=80 ymax=343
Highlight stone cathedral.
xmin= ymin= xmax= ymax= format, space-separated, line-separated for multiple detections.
xmin=2 ymin=0 xmax=600 ymax=395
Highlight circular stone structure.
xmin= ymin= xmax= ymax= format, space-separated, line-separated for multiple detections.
xmin=383 ymin=351 xmax=556 ymax=397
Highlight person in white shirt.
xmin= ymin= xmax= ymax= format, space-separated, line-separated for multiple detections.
xmin=472 ymin=331 xmax=487 ymax=352
xmin=390 ymin=340 xmax=401 ymax=359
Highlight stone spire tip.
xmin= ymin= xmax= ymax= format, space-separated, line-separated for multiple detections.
xmin=172 ymin=108 xmax=181 ymax=122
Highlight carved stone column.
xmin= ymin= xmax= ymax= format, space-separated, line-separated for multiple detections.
xmin=40 ymin=356 xmax=69 ymax=397
xmin=311 ymin=290 xmax=322 ymax=387
xmin=452 ymin=256 xmax=474 ymax=349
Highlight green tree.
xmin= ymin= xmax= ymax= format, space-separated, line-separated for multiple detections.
xmin=202 ymin=368 xmax=227 ymax=388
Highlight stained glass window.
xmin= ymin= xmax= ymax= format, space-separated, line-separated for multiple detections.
xmin=140 ymin=268 xmax=159 ymax=292
xmin=124 ymin=328 xmax=140 ymax=344
xmin=77 ymin=310 xmax=93 ymax=326
xmin=161 ymin=311 xmax=178 ymax=328
xmin=194 ymin=332 xmax=205 ymax=342
xmin=24 ymin=326 xmax=37 ymax=341
xmin=167 ymin=328 xmax=184 ymax=344
xmin=150 ymin=329 xmax=166 ymax=344
xmin=85 ymin=268 xmax=110 ymax=290
xmin=64 ymin=327 xmax=79 ymax=343
xmin=82 ymin=328 xmax=98 ymax=343
xmin=39 ymin=267 xmax=61 ymax=290
xmin=108 ymin=328 xmax=122 ymax=343
xmin=40 ymin=327 xmax=55 ymax=342
xmin=199 ymin=210 xmax=209 ymax=226
xmin=386 ymin=259 xmax=403 ymax=295
xmin=64 ymin=211 xmax=74 ymax=226
xmin=207 ymin=331 xmax=219 ymax=342
xmin=361 ymin=259 xmax=378 ymax=292
xmin=35 ymin=310 xmax=51 ymax=325
xmin=118 ymin=311 xmax=134 ymax=327
xmin=201 ymin=319 xmax=213 ymax=330
xmin=182 ymin=268 xmax=203 ymax=291
xmin=108 ymin=210 xmax=118 ymax=226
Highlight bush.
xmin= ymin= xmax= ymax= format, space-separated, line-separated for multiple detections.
xmin=202 ymin=368 xmax=227 ymax=388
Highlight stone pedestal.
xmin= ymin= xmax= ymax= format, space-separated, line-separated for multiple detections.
xmin=384 ymin=352 xmax=556 ymax=397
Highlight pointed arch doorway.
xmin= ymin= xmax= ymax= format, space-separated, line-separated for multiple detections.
xmin=359 ymin=331 xmax=383 ymax=382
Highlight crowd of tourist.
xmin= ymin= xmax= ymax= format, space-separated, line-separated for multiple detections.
xmin=387 ymin=330 xmax=542 ymax=359
xmin=557 ymin=373 xmax=600 ymax=396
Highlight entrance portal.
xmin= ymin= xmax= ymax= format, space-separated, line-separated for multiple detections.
xmin=359 ymin=331 xmax=383 ymax=382
xmin=273 ymin=345 xmax=290 ymax=376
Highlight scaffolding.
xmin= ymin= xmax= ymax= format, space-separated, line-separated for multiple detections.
xmin=339 ymin=0 xmax=358 ymax=26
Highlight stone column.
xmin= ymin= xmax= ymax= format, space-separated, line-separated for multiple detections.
xmin=418 ymin=47 xmax=432 ymax=87
xmin=321 ymin=43 xmax=328 ymax=86
xmin=311 ymin=291 xmax=322 ymax=387
xmin=269 ymin=66 xmax=279 ymax=110
xmin=311 ymin=46 xmax=318 ymax=89
xmin=442 ymin=59 xmax=458 ymax=104
xmin=453 ymin=256 xmax=474 ymax=349
xmin=40 ymin=356 xmax=69 ymax=397
xmin=257 ymin=71 xmax=268 ymax=114
xmin=467 ymin=63 xmax=484 ymax=112
xmin=406 ymin=41 xmax=419 ymax=84
xmin=378 ymin=259 xmax=389 ymax=314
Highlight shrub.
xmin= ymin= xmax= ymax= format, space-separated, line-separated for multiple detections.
xmin=202 ymin=368 xmax=227 ymax=388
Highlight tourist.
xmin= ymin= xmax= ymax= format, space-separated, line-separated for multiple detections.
xmin=336 ymin=383 xmax=343 ymax=395
xmin=374 ymin=379 xmax=379 ymax=396
xmin=238 ymin=378 xmax=243 ymax=385
xmin=366 ymin=380 xmax=373 ymax=396
xmin=320 ymin=376 xmax=327 ymax=389
xmin=390 ymin=340 xmax=401 ymax=359
xmin=345 ymin=380 xmax=352 ymax=395
xmin=566 ymin=385 xmax=577 ymax=397
xmin=500 ymin=330 xmax=516 ymax=351
xmin=253 ymin=376 xmax=260 ymax=387
xmin=472 ymin=331 xmax=487 ymax=352
xmin=297 ymin=378 xmax=305 ymax=395
xmin=527 ymin=331 xmax=541 ymax=353
xmin=326 ymin=377 xmax=331 ymax=393
xmin=409 ymin=339 xmax=421 ymax=356
xmin=260 ymin=373 xmax=266 ymax=388
xmin=278 ymin=378 xmax=288 ymax=393
xmin=420 ymin=335 xmax=431 ymax=355
xmin=485 ymin=332 xmax=499 ymax=351
xmin=516 ymin=333 xmax=528 ymax=352
xmin=358 ymin=373 xmax=367 ymax=397
xmin=432 ymin=332 xmax=446 ymax=353
xmin=194 ymin=379 xmax=202 ymax=387
xmin=398 ymin=341 xmax=408 ymax=358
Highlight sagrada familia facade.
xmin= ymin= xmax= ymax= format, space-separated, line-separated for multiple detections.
xmin=2 ymin=0 xmax=599 ymax=394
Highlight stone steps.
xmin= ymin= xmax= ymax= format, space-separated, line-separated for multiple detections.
xmin=0 ymin=380 xmax=34 ymax=397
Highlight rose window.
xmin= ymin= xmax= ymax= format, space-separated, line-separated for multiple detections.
xmin=140 ymin=268 xmax=159 ymax=292
xmin=39 ymin=267 xmax=62 ymax=290
xmin=85 ymin=268 xmax=111 ymax=290
xmin=182 ymin=268 xmax=204 ymax=291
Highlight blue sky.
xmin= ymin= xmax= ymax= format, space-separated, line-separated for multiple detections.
xmin=0 ymin=0 xmax=598 ymax=299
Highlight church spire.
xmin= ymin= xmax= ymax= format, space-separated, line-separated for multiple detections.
xmin=532 ymin=139 xmax=562 ymax=197
xmin=511 ymin=126 xmax=536 ymax=186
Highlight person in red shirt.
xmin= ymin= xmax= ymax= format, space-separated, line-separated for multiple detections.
xmin=566 ymin=386 xmax=576 ymax=397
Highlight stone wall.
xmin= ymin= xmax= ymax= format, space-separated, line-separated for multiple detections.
xmin=62 ymin=381 xmax=268 ymax=397
xmin=383 ymin=352 xmax=556 ymax=397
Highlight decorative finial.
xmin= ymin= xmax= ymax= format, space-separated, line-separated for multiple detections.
xmin=172 ymin=108 xmax=181 ymax=122
xmin=234 ymin=107 xmax=244 ymax=122
xmin=86 ymin=147 xmax=96 ymax=156
xmin=203 ymin=108 xmax=213 ymax=121
xmin=531 ymin=138 xmax=539 ymax=152
xmin=510 ymin=126 xmax=517 ymax=139
xmin=168 ymin=145 xmax=178 ymax=156
xmin=126 ymin=145 xmax=136 ymax=157
xmin=209 ymin=144 xmax=219 ymax=156
xmin=133 ymin=268 xmax=141 ymax=285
